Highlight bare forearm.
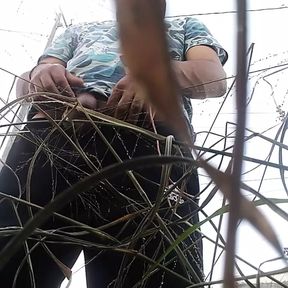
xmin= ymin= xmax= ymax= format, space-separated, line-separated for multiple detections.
xmin=172 ymin=59 xmax=227 ymax=99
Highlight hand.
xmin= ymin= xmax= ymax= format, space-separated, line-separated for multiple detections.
xmin=29 ymin=62 xmax=85 ymax=119
xmin=29 ymin=63 xmax=84 ymax=97
xmin=106 ymin=75 xmax=149 ymax=124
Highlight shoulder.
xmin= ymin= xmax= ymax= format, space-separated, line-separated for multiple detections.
xmin=165 ymin=17 xmax=203 ymax=29
xmin=165 ymin=17 xmax=186 ymax=27
xmin=67 ymin=20 xmax=116 ymax=32
xmin=183 ymin=17 xmax=213 ymax=36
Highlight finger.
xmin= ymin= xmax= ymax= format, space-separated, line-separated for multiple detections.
xmin=28 ymin=81 xmax=36 ymax=94
xmin=28 ymin=78 xmax=45 ymax=104
xmin=127 ymin=95 xmax=144 ymax=124
xmin=32 ymin=78 xmax=59 ymax=104
xmin=105 ymin=87 xmax=123 ymax=115
xmin=142 ymin=102 xmax=154 ymax=127
xmin=115 ymin=88 xmax=135 ymax=120
xmin=28 ymin=77 xmax=43 ymax=94
xmin=38 ymin=77 xmax=61 ymax=95
xmin=54 ymin=76 xmax=75 ymax=97
xmin=66 ymin=71 xmax=84 ymax=87
xmin=107 ymin=87 xmax=122 ymax=106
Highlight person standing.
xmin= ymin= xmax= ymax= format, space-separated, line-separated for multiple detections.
xmin=0 ymin=1 xmax=228 ymax=287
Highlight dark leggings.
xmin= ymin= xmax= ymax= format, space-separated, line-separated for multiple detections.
xmin=0 ymin=120 xmax=203 ymax=288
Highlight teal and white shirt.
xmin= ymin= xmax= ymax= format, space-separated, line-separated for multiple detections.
xmin=40 ymin=17 xmax=228 ymax=121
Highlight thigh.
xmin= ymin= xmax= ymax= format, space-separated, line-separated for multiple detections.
xmin=0 ymin=237 xmax=81 ymax=288
xmin=0 ymin=122 xmax=82 ymax=288
xmin=84 ymin=223 xmax=202 ymax=288
xmin=79 ymin=125 xmax=203 ymax=287
xmin=1 ymin=121 xmax=202 ymax=288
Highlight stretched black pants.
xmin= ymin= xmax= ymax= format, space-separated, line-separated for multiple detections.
xmin=0 ymin=120 xmax=203 ymax=288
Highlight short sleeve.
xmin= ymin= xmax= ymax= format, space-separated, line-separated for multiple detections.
xmin=184 ymin=17 xmax=228 ymax=65
xmin=39 ymin=25 xmax=83 ymax=64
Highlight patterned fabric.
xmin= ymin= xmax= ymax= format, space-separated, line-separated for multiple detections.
xmin=41 ymin=17 xmax=228 ymax=122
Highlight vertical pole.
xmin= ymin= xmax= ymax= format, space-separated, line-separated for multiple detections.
xmin=224 ymin=1 xmax=247 ymax=287
xmin=1 ymin=12 xmax=65 ymax=165
xmin=44 ymin=13 xmax=62 ymax=50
